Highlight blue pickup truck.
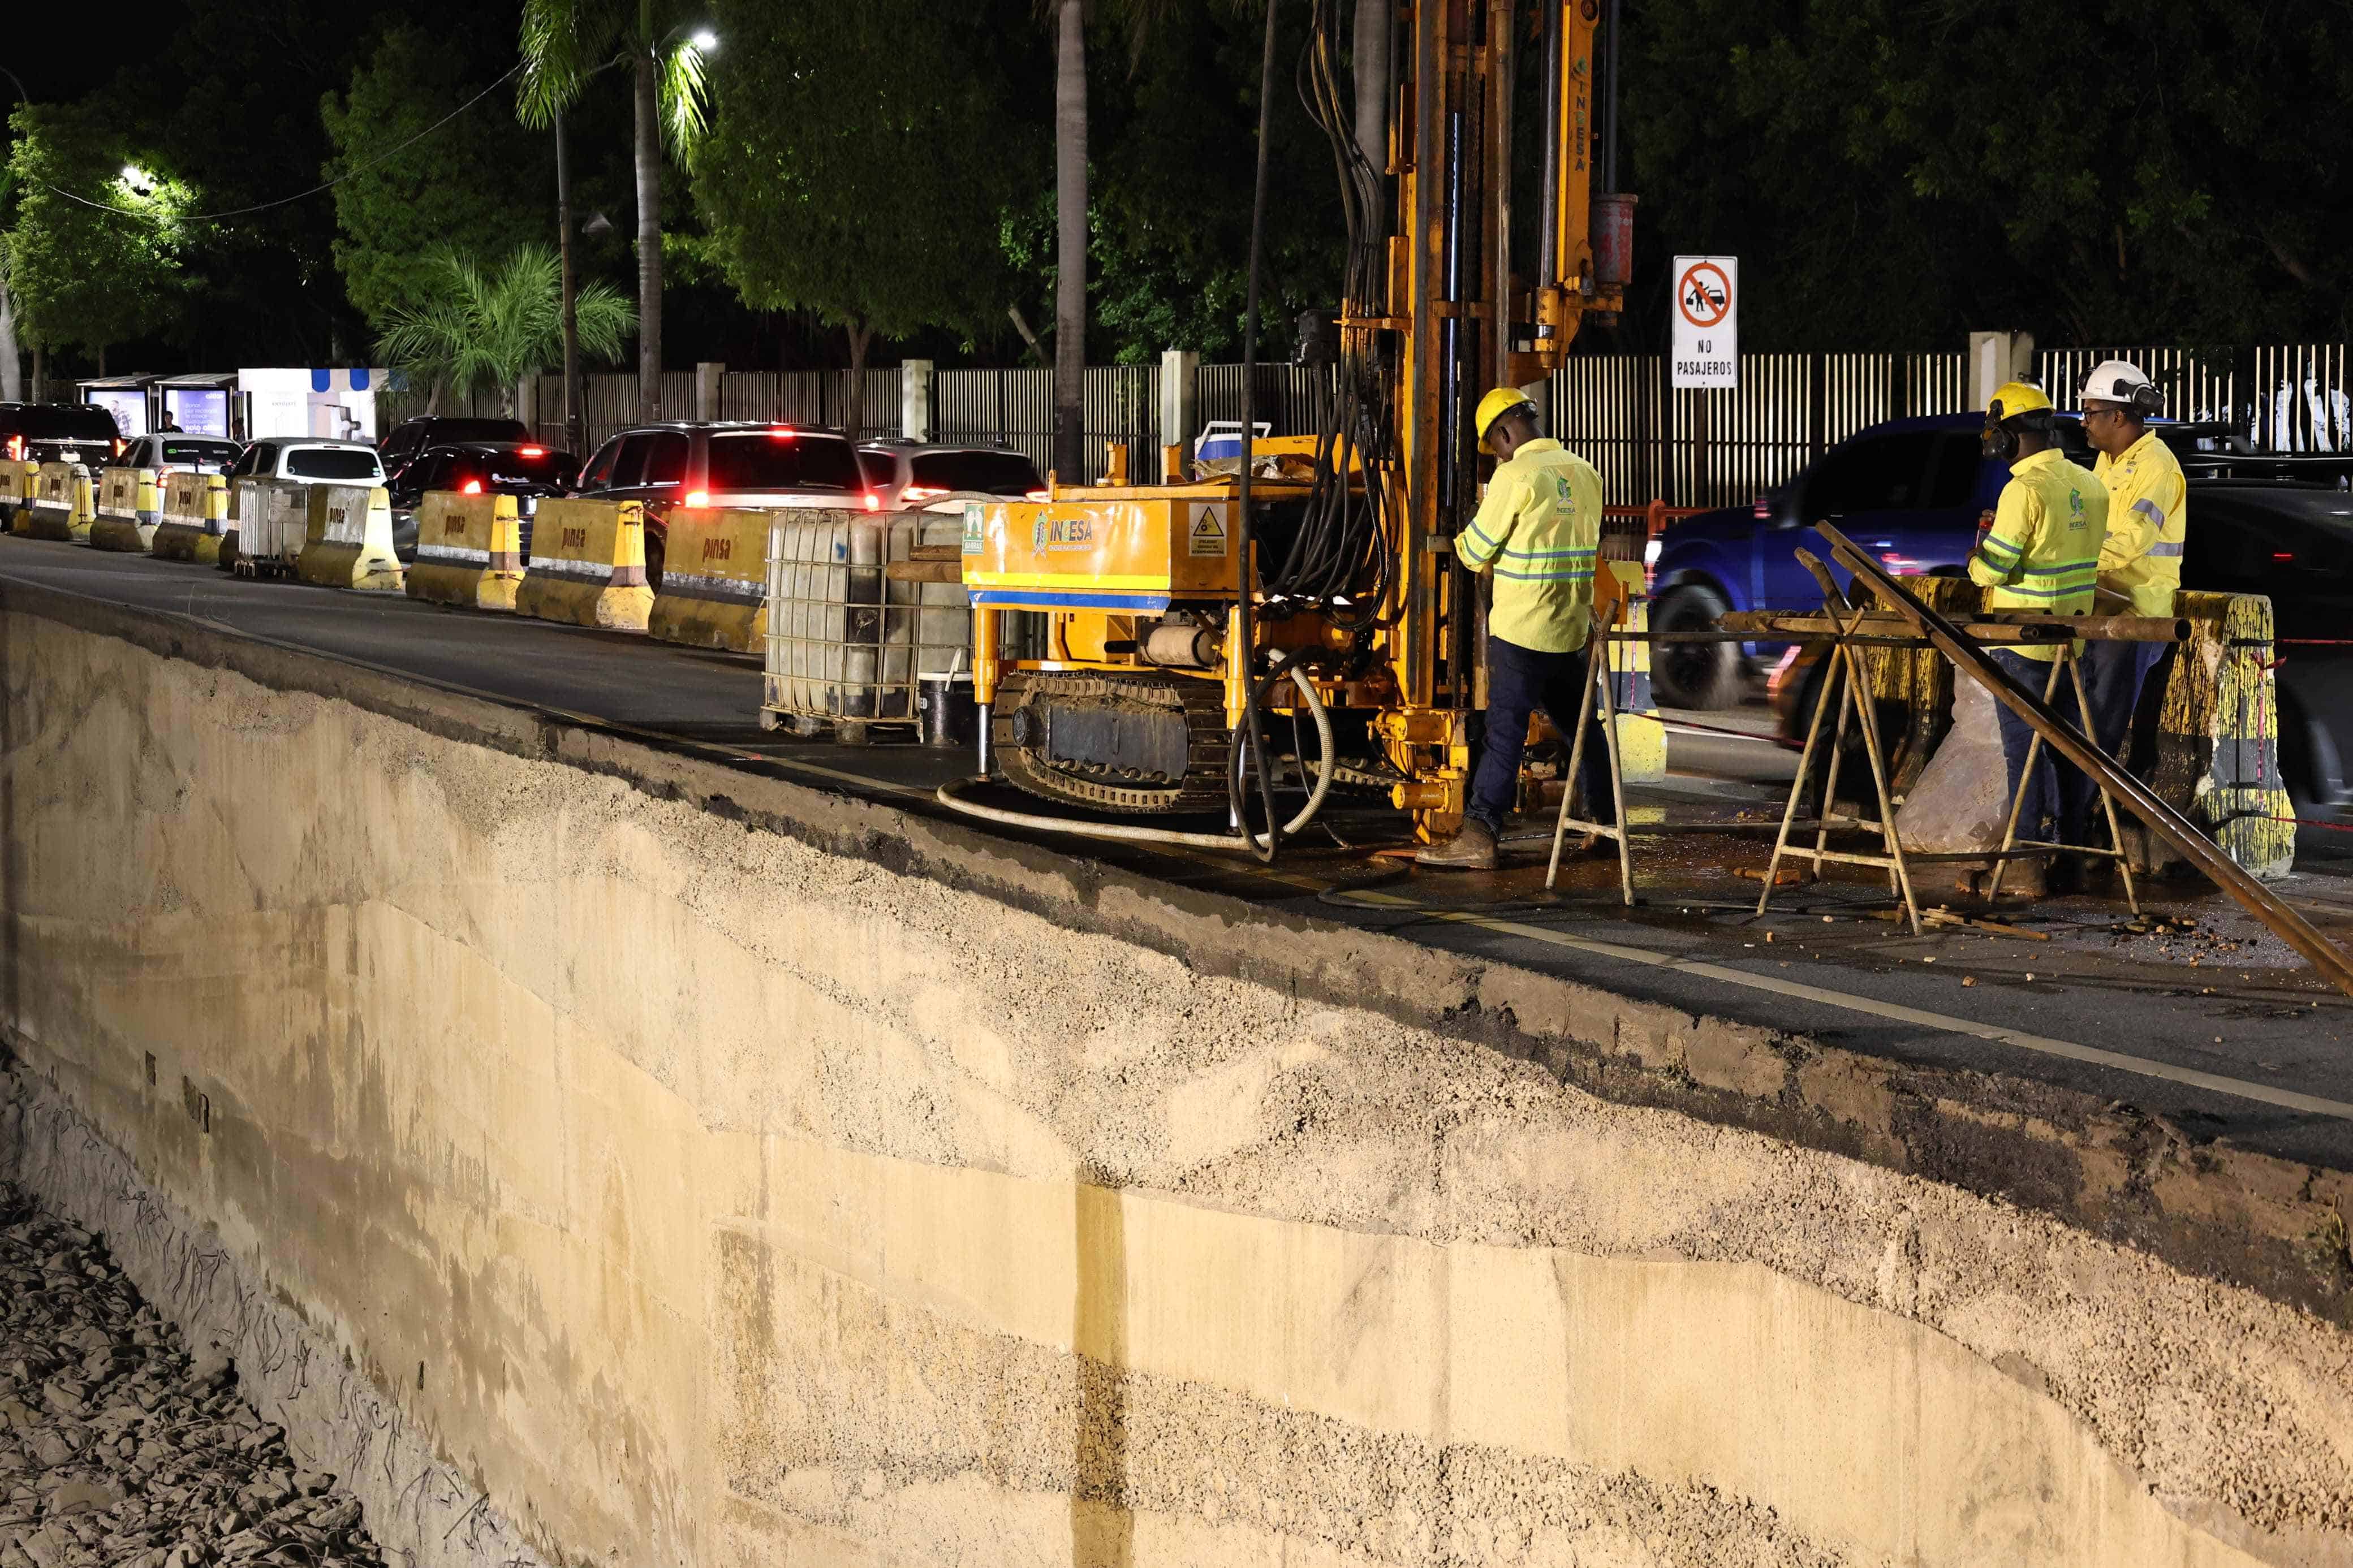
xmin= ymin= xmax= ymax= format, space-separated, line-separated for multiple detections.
xmin=1648 ymin=413 xmax=2077 ymax=709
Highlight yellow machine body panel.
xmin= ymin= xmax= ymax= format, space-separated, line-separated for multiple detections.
xmin=961 ymin=486 xmax=1313 ymax=613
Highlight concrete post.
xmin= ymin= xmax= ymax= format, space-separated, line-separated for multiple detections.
xmin=1160 ymin=349 xmax=1201 ymax=463
xmin=515 ymin=374 xmax=538 ymax=438
xmin=900 ymin=360 xmax=935 ymax=444
xmin=1967 ymin=332 xmax=2038 ymax=411
xmin=695 ymin=361 xmax=723 ymax=423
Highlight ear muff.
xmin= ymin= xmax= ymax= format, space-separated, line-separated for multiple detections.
xmin=2129 ymin=379 xmax=2165 ymax=416
xmin=1981 ymin=400 xmax=2019 ymax=461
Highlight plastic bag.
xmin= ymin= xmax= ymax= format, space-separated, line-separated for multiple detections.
xmin=1897 ymin=676 xmax=2008 ymax=852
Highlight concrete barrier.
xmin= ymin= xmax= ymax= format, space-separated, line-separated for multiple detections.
xmin=231 ymin=481 xmax=309 ymax=578
xmin=4 ymin=595 xmax=2352 ymax=1568
xmin=0 ymin=460 xmax=38 ymax=533
xmin=152 ymin=472 xmax=233 ymax=564
xmin=515 ymin=498 xmax=652 ymax=631
xmin=89 ymin=466 xmax=164 ymax=552
xmin=296 ymin=484 xmax=404 ymax=594
xmin=648 ymin=505 xmax=769 ymax=653
xmin=2152 ymin=590 xmax=2296 ymax=878
xmin=406 ymin=490 xmax=524 ymax=612
xmin=23 ymin=461 xmax=94 ymax=542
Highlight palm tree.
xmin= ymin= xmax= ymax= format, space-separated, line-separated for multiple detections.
xmin=518 ymin=0 xmax=710 ymax=424
xmin=377 ymin=245 xmax=635 ymax=420
xmin=1049 ymin=0 xmax=1249 ymax=482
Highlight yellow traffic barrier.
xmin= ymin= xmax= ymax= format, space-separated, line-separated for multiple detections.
xmin=24 ymin=462 xmax=94 ymax=542
xmin=89 ymin=466 xmax=164 ymax=552
xmin=406 ymin=490 xmax=524 ymax=612
xmin=296 ymin=484 xmax=404 ymax=593
xmin=515 ymin=498 xmax=652 ymax=631
xmin=2156 ymin=590 xmax=2295 ymax=878
xmin=648 ymin=506 xmax=771 ymax=653
xmin=232 ymin=481 xmax=309 ymax=578
xmin=1 ymin=461 xmax=37 ymax=534
xmin=153 ymin=472 xmax=232 ymax=564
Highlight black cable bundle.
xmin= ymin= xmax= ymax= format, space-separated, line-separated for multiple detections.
xmin=1273 ymin=0 xmax=1400 ymax=633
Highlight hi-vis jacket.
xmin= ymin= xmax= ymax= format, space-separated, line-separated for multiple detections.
xmin=2093 ymin=430 xmax=2187 ymax=618
xmin=1458 ymin=437 xmax=1604 ymax=653
xmin=1967 ymin=447 xmax=2110 ymax=662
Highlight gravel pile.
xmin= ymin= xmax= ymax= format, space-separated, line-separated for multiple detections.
xmin=0 ymin=1183 xmax=385 ymax=1568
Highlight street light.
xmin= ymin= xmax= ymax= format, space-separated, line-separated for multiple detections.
xmin=118 ymin=166 xmax=153 ymax=197
xmin=689 ymin=29 xmax=717 ymax=51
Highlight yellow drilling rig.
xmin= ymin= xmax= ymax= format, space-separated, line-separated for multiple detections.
xmin=950 ymin=0 xmax=1633 ymax=853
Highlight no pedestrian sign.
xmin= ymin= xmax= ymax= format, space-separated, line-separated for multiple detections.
xmin=1671 ymin=256 xmax=1738 ymax=389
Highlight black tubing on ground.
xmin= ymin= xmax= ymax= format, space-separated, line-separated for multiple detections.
xmin=1229 ymin=0 xmax=1287 ymax=863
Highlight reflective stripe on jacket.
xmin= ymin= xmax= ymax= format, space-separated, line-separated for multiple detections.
xmin=1967 ymin=447 xmax=2110 ymax=663
xmin=1458 ymin=438 xmax=1604 ymax=654
xmin=2093 ymin=430 xmax=2187 ymax=619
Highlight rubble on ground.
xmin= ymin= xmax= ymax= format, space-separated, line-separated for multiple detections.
xmin=0 ymin=1183 xmax=384 ymax=1568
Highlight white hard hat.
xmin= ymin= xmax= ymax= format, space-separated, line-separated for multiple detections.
xmin=2078 ymin=359 xmax=2162 ymax=414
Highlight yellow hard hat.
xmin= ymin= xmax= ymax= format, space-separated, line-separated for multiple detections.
xmin=1986 ymin=380 xmax=2053 ymax=422
xmin=1475 ymin=386 xmax=1538 ymax=441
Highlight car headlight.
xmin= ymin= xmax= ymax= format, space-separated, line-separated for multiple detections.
xmin=1643 ymin=538 xmax=1662 ymax=567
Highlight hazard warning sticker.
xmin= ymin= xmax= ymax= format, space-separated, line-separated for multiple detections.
xmin=1187 ymin=503 xmax=1228 ymax=558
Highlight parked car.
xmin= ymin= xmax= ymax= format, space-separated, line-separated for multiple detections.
xmin=386 ymin=441 xmax=577 ymax=562
xmin=0 ymin=403 xmax=123 ymax=470
xmin=377 ymin=416 xmax=532 ymax=484
xmin=109 ymin=433 xmax=243 ymax=479
xmin=223 ymin=438 xmax=387 ymax=486
xmin=572 ymin=422 xmax=868 ymax=588
xmin=855 ymin=440 xmax=1048 ymax=509
xmin=1648 ymin=413 xmax=2108 ymax=709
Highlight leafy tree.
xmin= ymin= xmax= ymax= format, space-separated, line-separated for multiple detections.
xmin=376 ymin=244 xmax=634 ymax=414
xmin=693 ymin=0 xmax=1041 ymax=435
xmin=322 ymin=26 xmax=550 ymax=331
xmin=519 ymin=0 xmax=712 ymax=422
xmin=1620 ymin=0 xmax=2353 ymax=349
xmin=2 ymin=103 xmax=190 ymax=372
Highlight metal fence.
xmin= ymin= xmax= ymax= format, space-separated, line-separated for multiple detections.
xmin=377 ymin=342 xmax=2353 ymax=503
xmin=1545 ymin=352 xmax=1971 ymax=509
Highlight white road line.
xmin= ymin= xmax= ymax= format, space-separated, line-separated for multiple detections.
xmin=1335 ymin=890 xmax=2353 ymax=1120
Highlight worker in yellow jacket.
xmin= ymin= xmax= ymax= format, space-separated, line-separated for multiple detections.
xmin=2077 ymin=360 xmax=2185 ymax=768
xmin=1967 ymin=381 xmax=2110 ymax=887
xmin=1417 ymin=387 xmax=1611 ymax=869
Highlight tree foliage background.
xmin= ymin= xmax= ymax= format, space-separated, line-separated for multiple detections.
xmin=2 ymin=103 xmax=189 ymax=361
xmin=1621 ymin=0 xmax=2353 ymax=349
xmin=8 ymin=0 xmax=2353 ymax=381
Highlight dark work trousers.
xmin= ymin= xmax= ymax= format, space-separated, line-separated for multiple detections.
xmin=2077 ymin=637 xmax=2166 ymax=758
xmin=1467 ymin=634 xmax=1619 ymax=835
xmin=1988 ymin=646 xmax=2098 ymax=848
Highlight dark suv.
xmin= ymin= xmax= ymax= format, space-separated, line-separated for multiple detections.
xmin=387 ymin=441 xmax=578 ymax=561
xmin=378 ymin=416 xmax=532 ymax=484
xmin=0 ymin=403 xmax=122 ymax=469
xmin=573 ymin=421 xmax=868 ymax=586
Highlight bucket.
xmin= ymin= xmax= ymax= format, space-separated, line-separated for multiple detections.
xmin=917 ymin=671 xmax=979 ymax=750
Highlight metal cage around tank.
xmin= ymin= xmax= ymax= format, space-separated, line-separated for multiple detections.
xmin=760 ymin=510 xmax=972 ymax=733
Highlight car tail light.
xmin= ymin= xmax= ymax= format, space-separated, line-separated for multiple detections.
xmin=5 ymin=437 xmax=21 ymax=462
xmin=769 ymin=426 xmax=795 ymax=440
xmin=1025 ymin=489 xmax=1050 ymax=502
xmin=2274 ymin=551 xmax=2295 ymax=563
xmin=863 ymin=491 xmax=881 ymax=512
xmin=902 ymin=485 xmax=948 ymax=502
xmin=685 ymin=490 xmax=709 ymax=507
xmin=461 ymin=480 xmax=484 ymax=494
xmin=517 ymin=446 xmax=545 ymax=457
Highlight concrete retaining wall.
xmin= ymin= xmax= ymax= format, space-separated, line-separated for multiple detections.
xmin=1 ymin=589 xmax=2351 ymax=1567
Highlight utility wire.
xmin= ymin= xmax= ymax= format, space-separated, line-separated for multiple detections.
xmin=0 ymin=60 xmax=523 ymax=224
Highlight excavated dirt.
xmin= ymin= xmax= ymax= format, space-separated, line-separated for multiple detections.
xmin=0 ymin=1184 xmax=384 ymax=1568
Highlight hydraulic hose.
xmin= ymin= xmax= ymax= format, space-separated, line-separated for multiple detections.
xmin=937 ymin=667 xmax=1336 ymax=852
xmin=1230 ymin=0 xmax=1286 ymax=863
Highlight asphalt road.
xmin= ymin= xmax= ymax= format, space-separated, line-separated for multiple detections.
xmin=7 ymin=535 xmax=2353 ymax=1164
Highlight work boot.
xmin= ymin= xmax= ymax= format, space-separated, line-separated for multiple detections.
xmin=1416 ymin=819 xmax=1499 ymax=870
